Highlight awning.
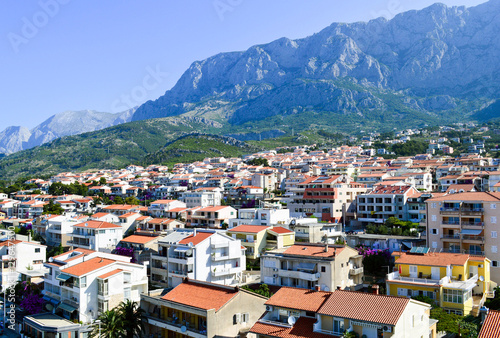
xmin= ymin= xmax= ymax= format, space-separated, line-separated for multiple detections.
xmin=402 ymin=242 xmax=413 ymax=249
xmin=57 ymin=302 xmax=78 ymax=313
xmin=174 ymin=247 xmax=190 ymax=252
xmin=297 ymin=262 xmax=316 ymax=271
xmin=42 ymin=296 xmax=60 ymax=306
xmin=56 ymin=273 xmax=72 ymax=281
xmin=461 ymin=229 xmax=482 ymax=235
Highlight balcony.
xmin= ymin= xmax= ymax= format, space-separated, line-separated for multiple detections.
xmin=357 ymin=217 xmax=384 ymax=224
xmin=386 ymin=271 xmax=444 ymax=286
xmin=461 ymin=235 xmax=484 ymax=243
xmin=211 ymin=242 xmax=229 ymax=249
xmin=441 ymin=235 xmax=460 ymax=241
xmin=277 ymin=269 xmax=320 ymax=282
xmin=440 ymin=208 xmax=460 ymax=215
xmin=211 ymin=267 xmax=238 ymax=277
xmin=169 ymin=269 xmax=191 ymax=277
xmin=211 ymin=254 xmax=230 ymax=261
xmin=145 ymin=316 xmax=207 ymax=337
xmin=169 ymin=256 xmax=194 ymax=265
xmin=461 ymin=222 xmax=484 ymax=228
xmin=461 ymin=208 xmax=484 ymax=216
xmin=349 ymin=267 xmax=364 ymax=276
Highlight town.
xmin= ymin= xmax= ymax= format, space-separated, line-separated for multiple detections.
xmin=0 ymin=123 xmax=499 ymax=337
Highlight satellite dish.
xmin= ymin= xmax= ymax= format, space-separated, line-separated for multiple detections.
xmin=315 ymin=272 xmax=321 ymax=278
xmin=49 ymin=257 xmax=54 ymax=262
xmin=188 ymin=242 xmax=194 ymax=247
xmin=480 ymin=276 xmax=485 ymax=282
xmin=180 ymin=326 xmax=187 ymax=333
xmin=45 ymin=303 xmax=53 ymax=311
xmin=287 ymin=316 xmax=296 ymax=325
xmin=85 ymin=223 xmax=88 ymax=227
xmin=186 ymin=248 xmax=193 ymax=256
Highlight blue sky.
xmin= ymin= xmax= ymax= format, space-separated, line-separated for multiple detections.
xmin=0 ymin=0 xmax=488 ymax=128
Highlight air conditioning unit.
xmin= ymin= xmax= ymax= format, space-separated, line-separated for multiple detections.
xmin=383 ymin=325 xmax=393 ymax=333
xmin=273 ymin=274 xmax=278 ymax=278
xmin=479 ymin=264 xmax=484 ymax=268
xmin=266 ymin=305 xmax=273 ymax=312
xmin=273 ymin=268 xmax=279 ymax=272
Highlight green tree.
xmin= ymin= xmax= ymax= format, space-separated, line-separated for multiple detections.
xmin=43 ymin=200 xmax=65 ymax=215
xmin=118 ymin=300 xmax=145 ymax=338
xmin=124 ymin=196 xmax=140 ymax=205
xmin=90 ymin=310 xmax=123 ymax=338
xmin=246 ymin=158 xmax=269 ymax=166
xmin=113 ymin=196 xmax=124 ymax=205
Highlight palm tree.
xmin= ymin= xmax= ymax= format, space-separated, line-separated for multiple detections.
xmin=118 ymin=299 xmax=145 ymax=338
xmin=90 ymin=310 xmax=123 ymax=338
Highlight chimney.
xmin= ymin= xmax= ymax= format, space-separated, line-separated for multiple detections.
xmin=372 ymin=285 xmax=379 ymax=295
xmin=324 ymin=244 xmax=328 ymax=253
xmin=337 ymin=286 xmax=341 ymax=291
xmin=314 ymin=285 xmax=321 ymax=292
xmin=193 ymin=228 xmax=197 ymax=236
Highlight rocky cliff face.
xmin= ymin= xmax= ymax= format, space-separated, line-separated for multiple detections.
xmin=132 ymin=1 xmax=500 ymax=123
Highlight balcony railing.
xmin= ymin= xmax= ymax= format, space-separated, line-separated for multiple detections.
xmin=349 ymin=267 xmax=364 ymax=275
xmin=441 ymin=235 xmax=460 ymax=240
xmin=461 ymin=235 xmax=484 ymax=242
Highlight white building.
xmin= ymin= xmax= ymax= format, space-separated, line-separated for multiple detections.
xmin=180 ymin=188 xmax=222 ymax=208
xmin=69 ymin=220 xmax=123 ymax=253
xmin=148 ymin=199 xmax=187 ymax=218
xmin=43 ymin=249 xmax=148 ymax=323
xmin=150 ymin=229 xmax=246 ymax=288
xmin=229 ymin=208 xmax=291 ymax=228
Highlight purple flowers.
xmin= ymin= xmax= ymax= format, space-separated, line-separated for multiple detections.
xmin=356 ymin=245 xmax=391 ymax=259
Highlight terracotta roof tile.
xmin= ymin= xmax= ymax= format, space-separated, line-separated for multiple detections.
xmin=479 ymin=309 xmax=500 ymax=338
xmin=318 ymin=290 xmax=410 ymax=326
xmin=250 ymin=316 xmax=335 ymax=338
xmin=98 ymin=269 xmax=123 ymax=279
xmin=283 ymin=245 xmax=344 ymax=258
xmin=120 ymin=235 xmax=159 ymax=244
xmin=269 ymin=226 xmax=294 ymax=234
xmin=395 ymin=252 xmax=475 ymax=267
xmin=178 ymin=232 xmax=213 ymax=246
xmin=428 ymin=192 xmax=500 ymax=202
xmin=228 ymin=225 xmax=270 ymax=233
xmin=265 ymin=287 xmax=330 ymax=312
xmin=74 ymin=220 xmax=121 ymax=229
xmin=62 ymin=257 xmax=115 ymax=277
xmin=161 ymin=281 xmax=237 ymax=311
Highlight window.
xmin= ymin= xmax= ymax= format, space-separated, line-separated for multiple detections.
xmin=443 ymin=289 xmax=471 ymax=304
xmin=493 ymin=246 xmax=498 ymax=254
xmin=124 ymin=287 xmax=131 ymax=301
xmin=431 ymin=215 xmax=437 ymax=222
xmin=98 ymin=279 xmax=109 ymax=296
xmin=80 ymin=276 xmax=87 ymax=287
xmin=431 ymin=229 xmax=439 ymax=235
xmin=432 ymin=241 xmax=437 ymax=249
xmin=491 ymin=216 xmax=497 ymax=224
xmin=333 ymin=319 xmax=344 ymax=334
xmin=492 ymin=231 xmax=498 ymax=239
xmin=98 ymin=300 xmax=109 ymax=314
xmin=431 ymin=203 xmax=437 ymax=209
xmin=32 ymin=260 xmax=43 ymax=264
xmin=321 ymin=266 xmax=326 ymax=273
xmin=493 ymin=261 xmax=498 ymax=268
xmin=35 ymin=248 xmax=40 ymax=253
xmin=491 ymin=204 xmax=497 ymax=209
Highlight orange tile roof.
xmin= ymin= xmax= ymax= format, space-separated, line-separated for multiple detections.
xmin=428 ymin=192 xmax=500 ymax=202
xmin=0 ymin=240 xmax=22 ymax=247
xmin=269 ymin=226 xmax=294 ymax=234
xmin=318 ymin=291 xmax=410 ymax=326
xmin=198 ymin=206 xmax=231 ymax=212
xmin=103 ymin=204 xmax=136 ymax=210
xmin=250 ymin=316 xmax=335 ymax=338
xmin=91 ymin=212 xmax=111 ymax=219
xmin=283 ymin=245 xmax=344 ymax=258
xmin=395 ymin=252 xmax=475 ymax=267
xmin=74 ymin=220 xmax=121 ymax=229
xmin=265 ymin=287 xmax=330 ymax=312
xmin=161 ymin=281 xmax=237 ymax=311
xmin=119 ymin=212 xmax=140 ymax=218
xmin=62 ymin=257 xmax=115 ymax=277
xmin=98 ymin=269 xmax=123 ymax=279
xmin=228 ymin=225 xmax=269 ymax=233
xmin=120 ymin=235 xmax=159 ymax=244
xmin=52 ymin=248 xmax=95 ymax=261
xmin=151 ymin=199 xmax=177 ymax=204
xmin=479 ymin=309 xmax=500 ymax=338
xmin=178 ymin=232 xmax=213 ymax=246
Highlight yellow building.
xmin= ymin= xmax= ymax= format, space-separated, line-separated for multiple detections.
xmin=227 ymin=225 xmax=295 ymax=260
xmin=386 ymin=249 xmax=497 ymax=316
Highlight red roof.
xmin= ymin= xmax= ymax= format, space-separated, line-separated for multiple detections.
xmin=74 ymin=220 xmax=121 ymax=229
xmin=269 ymin=226 xmax=294 ymax=234
xmin=62 ymin=257 xmax=116 ymax=277
xmin=120 ymin=235 xmax=159 ymax=244
xmin=228 ymin=225 xmax=269 ymax=233
xmin=178 ymin=232 xmax=213 ymax=246
xmin=479 ymin=309 xmax=500 ymax=338
xmin=98 ymin=269 xmax=123 ymax=279
xmin=283 ymin=245 xmax=345 ymax=258
xmin=250 ymin=316 xmax=335 ymax=338
xmin=318 ymin=290 xmax=410 ymax=326
xmin=161 ymin=281 xmax=237 ymax=311
xmin=265 ymin=287 xmax=330 ymax=312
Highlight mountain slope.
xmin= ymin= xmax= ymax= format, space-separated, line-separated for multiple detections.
xmin=132 ymin=1 xmax=500 ymax=127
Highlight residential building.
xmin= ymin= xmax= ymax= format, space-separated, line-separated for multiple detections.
xmin=287 ymin=175 xmax=368 ymax=223
xmin=345 ymin=233 xmax=424 ymax=253
xmin=141 ymin=279 xmax=267 ymax=338
xmin=425 ymin=192 xmax=500 ymax=283
xmin=227 ymin=225 xmax=295 ymax=259
xmin=0 ymin=239 xmax=46 ymax=291
xmin=43 ymin=249 xmax=148 ymax=323
xmin=356 ymin=185 xmax=419 ymax=225
xmin=115 ymin=234 xmax=161 ymax=265
xmin=180 ymin=188 xmax=222 ymax=208
xmin=290 ymin=219 xmax=343 ymax=244
xmin=249 ymin=287 xmax=436 ymax=338
xmin=150 ymin=229 xmax=246 ymax=288
xmin=34 ymin=214 xmax=88 ymax=247
xmin=186 ymin=205 xmax=236 ymax=228
xmin=69 ymin=220 xmax=123 ymax=253
xmin=260 ymin=243 xmax=363 ymax=291
xmin=149 ymin=199 xmax=187 ymax=218
xmin=228 ymin=207 xmax=290 ymax=228
xmin=386 ymin=250 xmax=496 ymax=316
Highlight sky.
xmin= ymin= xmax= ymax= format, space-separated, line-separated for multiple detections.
xmin=0 ymin=0 xmax=489 ymax=128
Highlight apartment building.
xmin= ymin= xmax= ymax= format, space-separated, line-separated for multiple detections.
xmin=186 ymin=205 xmax=236 ymax=228
xmin=425 ymin=192 xmax=500 ymax=284
xmin=141 ymin=279 xmax=267 ymax=338
xmin=34 ymin=214 xmax=88 ymax=247
xmin=69 ymin=220 xmax=123 ymax=253
xmin=227 ymin=225 xmax=294 ymax=259
xmin=249 ymin=287 xmax=435 ymax=338
xmin=357 ymin=185 xmax=419 ymax=225
xmin=150 ymin=229 xmax=246 ymax=288
xmin=43 ymin=249 xmax=148 ymax=323
xmin=287 ymin=175 xmax=367 ymax=223
xmin=148 ymin=199 xmax=187 ymax=218
xmin=0 ymin=239 xmax=46 ymax=291
xmin=386 ymin=250 xmax=495 ymax=316
xmin=228 ymin=207 xmax=290 ymax=228
xmin=260 ymin=243 xmax=363 ymax=291
xmin=180 ymin=188 xmax=222 ymax=208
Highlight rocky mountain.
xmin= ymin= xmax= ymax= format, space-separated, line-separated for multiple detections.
xmin=132 ymin=1 xmax=500 ymax=128
xmin=0 ymin=108 xmax=135 ymax=154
